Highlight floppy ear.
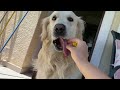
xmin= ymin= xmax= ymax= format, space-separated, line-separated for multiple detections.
xmin=40 ymin=17 xmax=50 ymax=41
xmin=76 ymin=17 xmax=85 ymax=40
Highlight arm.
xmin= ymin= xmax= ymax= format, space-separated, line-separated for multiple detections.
xmin=66 ymin=38 xmax=111 ymax=79
xmin=74 ymin=58 xmax=111 ymax=79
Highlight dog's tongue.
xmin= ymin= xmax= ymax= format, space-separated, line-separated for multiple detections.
xmin=59 ymin=37 xmax=70 ymax=57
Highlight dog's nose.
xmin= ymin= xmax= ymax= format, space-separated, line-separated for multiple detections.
xmin=54 ymin=24 xmax=66 ymax=36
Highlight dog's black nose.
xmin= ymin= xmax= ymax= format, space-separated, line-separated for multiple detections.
xmin=54 ymin=24 xmax=66 ymax=37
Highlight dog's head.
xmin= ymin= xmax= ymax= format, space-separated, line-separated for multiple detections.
xmin=41 ymin=11 xmax=85 ymax=51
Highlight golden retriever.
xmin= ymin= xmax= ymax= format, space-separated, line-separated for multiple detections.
xmin=33 ymin=11 xmax=85 ymax=79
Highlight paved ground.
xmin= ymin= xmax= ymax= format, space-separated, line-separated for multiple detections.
xmin=0 ymin=65 xmax=31 ymax=79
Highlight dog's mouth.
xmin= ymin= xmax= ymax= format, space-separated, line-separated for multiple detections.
xmin=53 ymin=37 xmax=63 ymax=51
xmin=53 ymin=37 xmax=70 ymax=57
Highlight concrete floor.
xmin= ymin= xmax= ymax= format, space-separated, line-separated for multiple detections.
xmin=0 ymin=65 xmax=31 ymax=79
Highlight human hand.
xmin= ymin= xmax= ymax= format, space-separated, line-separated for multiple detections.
xmin=66 ymin=38 xmax=89 ymax=63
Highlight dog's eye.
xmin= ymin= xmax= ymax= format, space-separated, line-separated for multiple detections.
xmin=52 ymin=15 xmax=57 ymax=21
xmin=67 ymin=17 xmax=73 ymax=22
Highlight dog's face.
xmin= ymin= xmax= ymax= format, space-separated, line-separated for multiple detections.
xmin=41 ymin=11 xmax=85 ymax=51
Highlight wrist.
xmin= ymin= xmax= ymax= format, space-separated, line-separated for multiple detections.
xmin=74 ymin=57 xmax=89 ymax=65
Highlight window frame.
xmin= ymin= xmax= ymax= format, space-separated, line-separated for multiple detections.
xmin=90 ymin=11 xmax=115 ymax=67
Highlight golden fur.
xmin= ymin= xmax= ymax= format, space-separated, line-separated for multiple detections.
xmin=33 ymin=11 xmax=85 ymax=79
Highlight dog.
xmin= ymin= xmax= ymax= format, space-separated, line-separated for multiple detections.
xmin=33 ymin=11 xmax=85 ymax=79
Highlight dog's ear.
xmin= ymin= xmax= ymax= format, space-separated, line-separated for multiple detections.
xmin=76 ymin=17 xmax=85 ymax=40
xmin=40 ymin=17 xmax=50 ymax=41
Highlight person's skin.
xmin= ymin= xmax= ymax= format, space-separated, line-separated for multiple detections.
xmin=66 ymin=38 xmax=111 ymax=79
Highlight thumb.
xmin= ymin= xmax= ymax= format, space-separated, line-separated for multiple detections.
xmin=66 ymin=45 xmax=73 ymax=51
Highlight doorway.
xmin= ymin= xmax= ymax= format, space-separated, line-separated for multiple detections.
xmin=74 ymin=11 xmax=105 ymax=61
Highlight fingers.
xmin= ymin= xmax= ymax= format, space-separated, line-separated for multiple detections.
xmin=66 ymin=45 xmax=74 ymax=51
xmin=67 ymin=38 xmax=80 ymax=51
xmin=67 ymin=38 xmax=80 ymax=44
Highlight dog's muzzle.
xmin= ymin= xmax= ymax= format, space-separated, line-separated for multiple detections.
xmin=54 ymin=24 xmax=66 ymax=37
xmin=53 ymin=37 xmax=70 ymax=57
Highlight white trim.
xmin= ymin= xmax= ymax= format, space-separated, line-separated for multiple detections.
xmin=90 ymin=11 xmax=115 ymax=67
xmin=1 ymin=60 xmax=29 ymax=73
xmin=1 ymin=60 xmax=22 ymax=73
